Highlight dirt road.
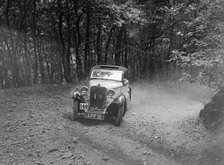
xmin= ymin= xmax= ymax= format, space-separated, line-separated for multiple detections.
xmin=0 ymin=81 xmax=216 ymax=165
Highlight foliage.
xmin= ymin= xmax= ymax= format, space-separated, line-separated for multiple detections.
xmin=0 ymin=0 xmax=224 ymax=88
xmin=168 ymin=0 xmax=224 ymax=88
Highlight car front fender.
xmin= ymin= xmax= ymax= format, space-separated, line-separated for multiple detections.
xmin=114 ymin=95 xmax=126 ymax=106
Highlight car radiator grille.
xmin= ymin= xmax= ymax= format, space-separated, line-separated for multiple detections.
xmin=90 ymin=86 xmax=107 ymax=109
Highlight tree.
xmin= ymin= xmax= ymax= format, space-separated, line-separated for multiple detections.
xmin=1 ymin=0 xmax=224 ymax=89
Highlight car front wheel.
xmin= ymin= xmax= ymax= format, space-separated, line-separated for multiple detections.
xmin=114 ymin=103 xmax=124 ymax=126
xmin=72 ymin=100 xmax=79 ymax=121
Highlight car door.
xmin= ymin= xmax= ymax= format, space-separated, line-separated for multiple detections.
xmin=120 ymin=75 xmax=130 ymax=109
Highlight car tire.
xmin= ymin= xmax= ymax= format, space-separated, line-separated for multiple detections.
xmin=72 ymin=100 xmax=79 ymax=121
xmin=115 ymin=103 xmax=124 ymax=126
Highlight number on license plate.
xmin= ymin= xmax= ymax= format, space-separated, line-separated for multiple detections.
xmin=86 ymin=114 xmax=103 ymax=120
xmin=80 ymin=103 xmax=88 ymax=111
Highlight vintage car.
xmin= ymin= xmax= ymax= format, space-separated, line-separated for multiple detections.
xmin=70 ymin=65 xmax=131 ymax=126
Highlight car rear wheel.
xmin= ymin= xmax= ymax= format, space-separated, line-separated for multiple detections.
xmin=72 ymin=100 xmax=79 ymax=121
xmin=114 ymin=103 xmax=124 ymax=126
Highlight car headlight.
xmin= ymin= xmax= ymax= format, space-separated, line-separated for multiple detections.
xmin=107 ymin=89 xmax=115 ymax=96
xmin=70 ymin=88 xmax=79 ymax=98
xmin=73 ymin=90 xmax=80 ymax=97
xmin=80 ymin=86 xmax=89 ymax=95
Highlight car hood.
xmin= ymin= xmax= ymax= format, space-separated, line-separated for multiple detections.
xmin=89 ymin=79 xmax=123 ymax=89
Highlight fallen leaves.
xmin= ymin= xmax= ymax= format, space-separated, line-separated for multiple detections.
xmin=61 ymin=151 xmax=74 ymax=159
xmin=102 ymin=156 xmax=110 ymax=161
xmin=72 ymin=136 xmax=80 ymax=144
xmin=3 ymin=121 xmax=11 ymax=127
xmin=48 ymin=147 xmax=58 ymax=154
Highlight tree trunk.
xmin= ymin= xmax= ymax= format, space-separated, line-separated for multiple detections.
xmin=5 ymin=0 xmax=20 ymax=87
xmin=0 ymin=66 xmax=3 ymax=89
xmin=115 ymin=26 xmax=124 ymax=65
xmin=105 ymin=26 xmax=116 ymax=64
xmin=96 ymin=17 xmax=102 ymax=64
xmin=84 ymin=5 xmax=91 ymax=74
xmin=57 ymin=0 xmax=67 ymax=83
xmin=65 ymin=1 xmax=72 ymax=83
xmin=50 ymin=41 xmax=54 ymax=84
xmin=46 ymin=59 xmax=50 ymax=83
xmin=33 ymin=0 xmax=38 ymax=84
xmin=123 ymin=27 xmax=128 ymax=68
xmin=75 ymin=12 xmax=83 ymax=80
xmin=38 ymin=43 xmax=45 ymax=83
xmin=2 ymin=60 xmax=11 ymax=88
xmin=23 ymin=22 xmax=31 ymax=86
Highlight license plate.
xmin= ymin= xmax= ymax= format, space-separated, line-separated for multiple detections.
xmin=80 ymin=103 xmax=89 ymax=111
xmin=85 ymin=113 xmax=104 ymax=120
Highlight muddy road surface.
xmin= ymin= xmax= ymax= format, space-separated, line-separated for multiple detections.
xmin=0 ymin=81 xmax=215 ymax=165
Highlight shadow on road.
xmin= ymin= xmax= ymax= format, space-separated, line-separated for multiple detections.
xmin=62 ymin=111 xmax=115 ymax=126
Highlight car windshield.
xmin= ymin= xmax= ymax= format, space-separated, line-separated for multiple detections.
xmin=90 ymin=69 xmax=123 ymax=81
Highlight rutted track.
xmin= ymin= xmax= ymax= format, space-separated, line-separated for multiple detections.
xmin=0 ymin=81 xmax=213 ymax=165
